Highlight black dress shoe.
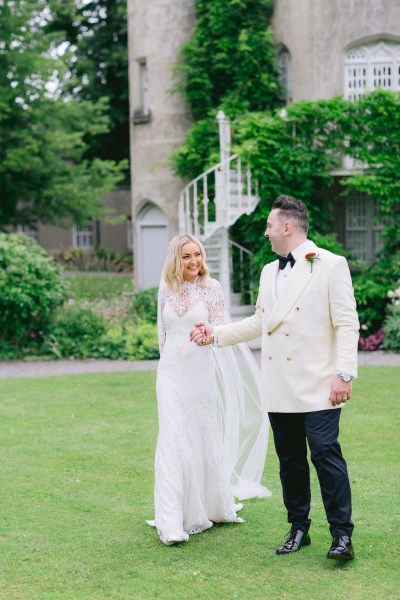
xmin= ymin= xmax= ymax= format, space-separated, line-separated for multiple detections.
xmin=327 ymin=536 xmax=354 ymax=561
xmin=276 ymin=529 xmax=311 ymax=555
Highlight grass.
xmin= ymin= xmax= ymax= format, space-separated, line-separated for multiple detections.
xmin=0 ymin=366 xmax=399 ymax=599
xmin=63 ymin=272 xmax=134 ymax=300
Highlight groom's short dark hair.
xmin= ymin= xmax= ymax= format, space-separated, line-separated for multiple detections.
xmin=272 ymin=195 xmax=308 ymax=233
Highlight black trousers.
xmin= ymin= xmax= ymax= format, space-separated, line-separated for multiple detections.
xmin=268 ymin=409 xmax=354 ymax=537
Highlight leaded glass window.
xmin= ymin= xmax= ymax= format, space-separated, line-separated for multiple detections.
xmin=345 ymin=192 xmax=384 ymax=262
xmin=344 ymin=41 xmax=400 ymax=101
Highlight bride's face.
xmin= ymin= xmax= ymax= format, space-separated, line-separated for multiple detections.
xmin=181 ymin=242 xmax=203 ymax=282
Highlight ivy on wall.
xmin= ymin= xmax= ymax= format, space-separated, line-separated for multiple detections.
xmin=174 ymin=2 xmax=400 ymax=333
xmin=175 ymin=0 xmax=280 ymax=120
xmin=232 ymin=92 xmax=400 ymax=260
xmin=173 ymin=0 xmax=281 ymax=182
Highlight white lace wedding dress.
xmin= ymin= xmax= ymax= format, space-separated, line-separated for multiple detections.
xmin=147 ymin=277 xmax=244 ymax=545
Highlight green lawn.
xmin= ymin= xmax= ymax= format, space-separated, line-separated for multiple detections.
xmin=63 ymin=272 xmax=134 ymax=300
xmin=0 ymin=367 xmax=399 ymax=599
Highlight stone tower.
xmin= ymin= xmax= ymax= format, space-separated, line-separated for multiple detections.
xmin=127 ymin=0 xmax=195 ymax=288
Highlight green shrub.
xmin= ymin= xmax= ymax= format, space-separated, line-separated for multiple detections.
xmin=0 ymin=243 xmax=159 ymax=360
xmin=0 ymin=340 xmax=23 ymax=360
xmin=125 ymin=322 xmax=159 ymax=360
xmin=44 ymin=302 xmax=108 ymax=358
xmin=352 ymin=272 xmax=389 ymax=335
xmin=96 ymin=324 xmax=129 ymax=360
xmin=54 ymin=245 xmax=133 ymax=273
xmin=42 ymin=298 xmax=159 ymax=361
xmin=0 ymin=233 xmax=66 ymax=347
xmin=132 ymin=287 xmax=158 ymax=324
xmin=352 ymin=252 xmax=400 ymax=336
xmin=382 ymin=285 xmax=400 ymax=352
xmin=382 ymin=304 xmax=400 ymax=351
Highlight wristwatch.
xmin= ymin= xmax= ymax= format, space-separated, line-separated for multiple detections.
xmin=337 ymin=372 xmax=353 ymax=383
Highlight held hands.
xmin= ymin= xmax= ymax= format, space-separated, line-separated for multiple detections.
xmin=329 ymin=376 xmax=352 ymax=407
xmin=190 ymin=328 xmax=354 ymax=404
xmin=189 ymin=322 xmax=213 ymax=346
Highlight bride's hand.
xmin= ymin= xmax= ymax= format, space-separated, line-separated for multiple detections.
xmin=190 ymin=322 xmax=213 ymax=345
xmin=190 ymin=322 xmax=206 ymax=344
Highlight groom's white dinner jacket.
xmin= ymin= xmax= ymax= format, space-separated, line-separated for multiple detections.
xmin=215 ymin=241 xmax=360 ymax=413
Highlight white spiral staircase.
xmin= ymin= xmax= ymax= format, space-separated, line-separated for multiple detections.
xmin=178 ymin=112 xmax=260 ymax=318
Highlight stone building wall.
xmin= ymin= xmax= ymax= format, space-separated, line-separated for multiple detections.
xmin=273 ymin=0 xmax=400 ymax=101
xmin=127 ymin=0 xmax=195 ymax=286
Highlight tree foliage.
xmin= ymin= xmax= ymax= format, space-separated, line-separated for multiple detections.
xmin=46 ymin=0 xmax=129 ymax=168
xmin=0 ymin=0 xmax=126 ymax=228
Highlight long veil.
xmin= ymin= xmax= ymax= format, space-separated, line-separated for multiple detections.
xmin=157 ymin=274 xmax=270 ymax=502
xmin=214 ymin=334 xmax=271 ymax=500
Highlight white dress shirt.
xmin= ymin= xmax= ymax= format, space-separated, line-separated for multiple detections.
xmin=275 ymin=240 xmax=311 ymax=297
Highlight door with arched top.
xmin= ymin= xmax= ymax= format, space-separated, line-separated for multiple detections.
xmin=137 ymin=203 xmax=169 ymax=289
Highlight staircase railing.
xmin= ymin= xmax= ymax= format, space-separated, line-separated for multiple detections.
xmin=229 ymin=240 xmax=256 ymax=306
xmin=179 ymin=154 xmax=259 ymax=240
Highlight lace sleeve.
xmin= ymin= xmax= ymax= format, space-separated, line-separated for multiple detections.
xmin=206 ymin=279 xmax=225 ymax=326
xmin=157 ymin=285 xmax=167 ymax=354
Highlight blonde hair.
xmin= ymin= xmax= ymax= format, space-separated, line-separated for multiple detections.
xmin=164 ymin=233 xmax=209 ymax=292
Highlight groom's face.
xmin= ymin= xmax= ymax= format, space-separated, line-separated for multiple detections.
xmin=264 ymin=209 xmax=287 ymax=255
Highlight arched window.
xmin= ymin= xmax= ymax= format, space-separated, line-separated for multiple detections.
xmin=344 ymin=41 xmax=400 ymax=101
xmin=277 ymin=47 xmax=292 ymax=104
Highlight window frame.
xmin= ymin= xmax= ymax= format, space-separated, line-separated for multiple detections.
xmin=72 ymin=223 xmax=94 ymax=249
xmin=344 ymin=40 xmax=400 ymax=101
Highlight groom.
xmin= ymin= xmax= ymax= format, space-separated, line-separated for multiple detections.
xmin=190 ymin=195 xmax=359 ymax=560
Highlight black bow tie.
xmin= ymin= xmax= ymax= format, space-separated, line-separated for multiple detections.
xmin=278 ymin=252 xmax=296 ymax=270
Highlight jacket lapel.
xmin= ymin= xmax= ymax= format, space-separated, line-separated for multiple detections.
xmin=264 ymin=262 xmax=279 ymax=305
xmin=266 ymin=243 xmax=320 ymax=332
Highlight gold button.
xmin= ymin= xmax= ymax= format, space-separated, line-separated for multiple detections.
xmin=268 ymin=356 xmax=272 ymax=360
xmin=262 ymin=308 xmax=265 ymax=312
xmin=267 ymin=332 xmax=271 ymax=336
xmin=285 ymin=333 xmax=290 ymax=336
xmin=286 ymin=357 xmax=292 ymax=361
xmin=295 ymin=307 xmax=300 ymax=311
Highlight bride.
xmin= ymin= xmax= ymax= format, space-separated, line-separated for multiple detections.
xmin=147 ymin=233 xmax=270 ymax=545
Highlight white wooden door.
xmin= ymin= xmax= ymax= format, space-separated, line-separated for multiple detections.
xmin=137 ymin=204 xmax=169 ymax=288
